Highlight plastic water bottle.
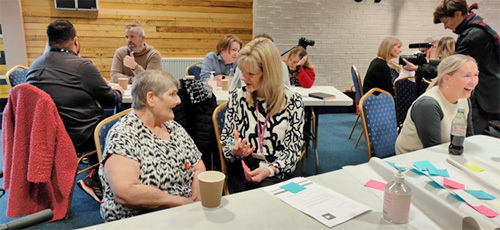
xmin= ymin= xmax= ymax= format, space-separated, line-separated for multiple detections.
xmin=208 ymin=71 xmax=217 ymax=91
xmin=449 ymin=107 xmax=466 ymax=155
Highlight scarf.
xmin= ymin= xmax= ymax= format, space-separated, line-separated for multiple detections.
xmin=457 ymin=10 xmax=500 ymax=61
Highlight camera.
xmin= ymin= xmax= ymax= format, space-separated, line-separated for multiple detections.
xmin=399 ymin=43 xmax=432 ymax=66
xmin=399 ymin=52 xmax=427 ymax=66
xmin=298 ymin=37 xmax=315 ymax=49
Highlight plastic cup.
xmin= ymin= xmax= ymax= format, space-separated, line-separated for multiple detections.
xmin=221 ymin=79 xmax=229 ymax=91
xmin=118 ymin=78 xmax=129 ymax=90
xmin=198 ymin=171 xmax=225 ymax=209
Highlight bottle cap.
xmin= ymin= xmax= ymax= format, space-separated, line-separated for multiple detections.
xmin=394 ymin=163 xmax=409 ymax=183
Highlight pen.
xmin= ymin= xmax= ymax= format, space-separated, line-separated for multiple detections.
xmin=229 ymin=141 xmax=236 ymax=146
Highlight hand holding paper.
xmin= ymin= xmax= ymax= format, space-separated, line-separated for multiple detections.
xmin=241 ymin=160 xmax=254 ymax=182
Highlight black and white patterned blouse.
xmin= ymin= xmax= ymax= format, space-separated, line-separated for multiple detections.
xmin=221 ymin=87 xmax=304 ymax=176
xmin=99 ymin=111 xmax=202 ymax=222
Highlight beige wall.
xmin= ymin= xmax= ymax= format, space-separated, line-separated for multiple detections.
xmin=254 ymin=0 xmax=500 ymax=91
xmin=0 ymin=0 xmax=28 ymax=70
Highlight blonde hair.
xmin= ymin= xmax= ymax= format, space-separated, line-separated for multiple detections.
xmin=377 ymin=36 xmax=402 ymax=73
xmin=237 ymin=38 xmax=285 ymax=116
xmin=287 ymin=46 xmax=314 ymax=69
xmin=435 ymin=36 xmax=456 ymax=60
xmin=427 ymin=54 xmax=476 ymax=89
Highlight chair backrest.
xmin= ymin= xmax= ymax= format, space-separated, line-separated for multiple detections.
xmin=416 ymin=78 xmax=431 ymax=98
xmin=359 ymin=88 xmax=398 ymax=159
xmin=6 ymin=65 xmax=29 ymax=88
xmin=93 ymin=108 xmax=133 ymax=163
xmin=351 ymin=65 xmax=363 ymax=105
xmin=393 ymin=76 xmax=416 ymax=128
xmin=186 ymin=61 xmax=203 ymax=80
xmin=390 ymin=68 xmax=399 ymax=84
xmin=212 ymin=102 xmax=229 ymax=195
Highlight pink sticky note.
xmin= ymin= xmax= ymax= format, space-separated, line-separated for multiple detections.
xmin=443 ymin=178 xmax=465 ymax=190
xmin=241 ymin=160 xmax=254 ymax=181
xmin=364 ymin=179 xmax=386 ymax=191
xmin=469 ymin=205 xmax=499 ymax=218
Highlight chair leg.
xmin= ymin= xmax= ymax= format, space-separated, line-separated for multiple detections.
xmin=354 ymin=128 xmax=363 ymax=148
xmin=348 ymin=114 xmax=360 ymax=139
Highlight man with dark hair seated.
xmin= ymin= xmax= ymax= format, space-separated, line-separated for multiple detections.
xmin=26 ymin=20 xmax=124 ymax=203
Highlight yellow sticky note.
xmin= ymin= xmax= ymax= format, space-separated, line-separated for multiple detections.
xmin=465 ymin=164 xmax=485 ymax=172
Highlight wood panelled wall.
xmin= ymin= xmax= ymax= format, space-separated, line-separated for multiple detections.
xmin=21 ymin=0 xmax=253 ymax=79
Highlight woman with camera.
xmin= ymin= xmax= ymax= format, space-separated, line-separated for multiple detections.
xmin=363 ymin=36 xmax=402 ymax=96
xmin=396 ymin=54 xmax=477 ymax=154
xmin=285 ymin=46 xmax=316 ymax=88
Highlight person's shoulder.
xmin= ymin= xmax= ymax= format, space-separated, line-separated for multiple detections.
xmin=413 ymin=95 xmax=440 ymax=110
xmin=230 ymin=87 xmax=246 ymax=99
xmin=205 ymin=51 xmax=218 ymax=58
xmin=145 ymin=44 xmax=161 ymax=55
xmin=285 ymin=87 xmax=303 ymax=102
xmin=111 ymin=111 xmax=139 ymax=132
xmin=114 ymin=46 xmax=129 ymax=55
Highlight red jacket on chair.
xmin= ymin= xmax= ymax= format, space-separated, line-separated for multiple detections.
xmin=2 ymin=83 xmax=78 ymax=221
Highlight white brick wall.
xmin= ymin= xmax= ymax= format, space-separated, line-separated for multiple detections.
xmin=254 ymin=0 xmax=500 ymax=91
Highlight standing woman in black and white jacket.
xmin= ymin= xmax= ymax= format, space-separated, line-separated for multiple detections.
xmin=221 ymin=38 xmax=305 ymax=193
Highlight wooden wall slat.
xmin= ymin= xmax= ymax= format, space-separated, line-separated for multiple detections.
xmin=21 ymin=0 xmax=253 ymax=79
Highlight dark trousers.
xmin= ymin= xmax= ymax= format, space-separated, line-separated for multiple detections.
xmin=75 ymin=136 xmax=99 ymax=165
xmin=471 ymin=96 xmax=493 ymax=135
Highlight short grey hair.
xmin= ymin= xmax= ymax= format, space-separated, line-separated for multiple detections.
xmin=131 ymin=70 xmax=179 ymax=109
xmin=125 ymin=24 xmax=145 ymax=37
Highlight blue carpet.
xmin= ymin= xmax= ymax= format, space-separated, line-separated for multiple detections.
xmin=0 ymin=112 xmax=367 ymax=228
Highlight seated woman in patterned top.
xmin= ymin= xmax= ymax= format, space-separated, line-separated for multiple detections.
xmin=285 ymin=46 xmax=316 ymax=88
xmin=221 ymin=38 xmax=305 ymax=193
xmin=99 ymin=70 xmax=206 ymax=222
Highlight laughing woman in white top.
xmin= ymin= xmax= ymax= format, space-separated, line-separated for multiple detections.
xmin=395 ymin=54 xmax=478 ymax=154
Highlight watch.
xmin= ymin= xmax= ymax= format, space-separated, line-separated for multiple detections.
xmin=267 ymin=166 xmax=275 ymax=177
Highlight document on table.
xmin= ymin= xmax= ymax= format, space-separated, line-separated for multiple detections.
xmin=261 ymin=177 xmax=371 ymax=227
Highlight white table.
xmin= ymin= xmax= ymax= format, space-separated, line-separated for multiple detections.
xmin=84 ymin=136 xmax=500 ymax=229
xmin=121 ymin=87 xmax=132 ymax=104
xmin=212 ymin=86 xmax=353 ymax=106
xmin=122 ymin=85 xmax=353 ymax=106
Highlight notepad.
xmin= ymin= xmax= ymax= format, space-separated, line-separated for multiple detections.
xmin=309 ymin=92 xmax=336 ymax=99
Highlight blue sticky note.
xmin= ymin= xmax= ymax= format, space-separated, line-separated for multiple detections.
xmin=280 ymin=182 xmax=306 ymax=194
xmin=428 ymin=167 xmax=450 ymax=177
xmin=428 ymin=181 xmax=445 ymax=189
xmin=465 ymin=190 xmax=496 ymax=200
xmin=414 ymin=160 xmax=437 ymax=172
xmin=386 ymin=161 xmax=406 ymax=171
xmin=411 ymin=168 xmax=428 ymax=176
